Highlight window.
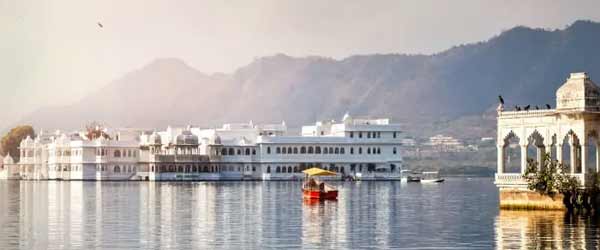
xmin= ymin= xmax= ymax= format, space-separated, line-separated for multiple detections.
xmin=114 ymin=165 xmax=120 ymax=173
xmin=267 ymin=147 xmax=271 ymax=154
xmin=324 ymin=147 xmax=328 ymax=154
xmin=267 ymin=166 xmax=271 ymax=173
xmin=308 ymin=147 xmax=313 ymax=154
xmin=315 ymin=146 xmax=321 ymax=154
xmin=246 ymin=148 xmax=250 ymax=155
xmin=359 ymin=132 xmax=363 ymax=138
xmin=340 ymin=148 xmax=345 ymax=154
xmin=293 ymin=147 xmax=298 ymax=154
xmin=300 ymin=147 xmax=306 ymax=154
xmin=228 ymin=148 xmax=234 ymax=155
xmin=393 ymin=147 xmax=397 ymax=154
xmin=377 ymin=132 xmax=381 ymax=138
xmin=393 ymin=132 xmax=397 ymax=138
xmin=276 ymin=166 xmax=281 ymax=173
xmin=288 ymin=166 xmax=292 ymax=173
xmin=377 ymin=148 xmax=381 ymax=154
xmin=252 ymin=166 xmax=256 ymax=171
xmin=359 ymin=148 xmax=362 ymax=154
xmin=221 ymin=148 xmax=227 ymax=155
xmin=178 ymin=166 xmax=183 ymax=172
xmin=367 ymin=148 xmax=371 ymax=154
xmin=282 ymin=147 xmax=286 ymax=154
xmin=350 ymin=132 xmax=354 ymax=138
xmin=193 ymin=166 xmax=198 ymax=172
xmin=276 ymin=147 xmax=281 ymax=154
xmin=237 ymin=149 xmax=241 ymax=155
xmin=294 ymin=166 xmax=299 ymax=172
xmin=367 ymin=132 xmax=371 ymax=138
xmin=334 ymin=148 xmax=339 ymax=154
xmin=287 ymin=147 xmax=292 ymax=154
xmin=350 ymin=148 xmax=354 ymax=154
xmin=114 ymin=150 xmax=121 ymax=157
xmin=252 ymin=149 xmax=256 ymax=155
xmin=329 ymin=147 xmax=333 ymax=154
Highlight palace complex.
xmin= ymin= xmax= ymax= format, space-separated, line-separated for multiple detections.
xmin=0 ymin=114 xmax=403 ymax=181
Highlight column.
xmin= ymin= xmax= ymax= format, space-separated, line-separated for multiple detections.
xmin=596 ymin=143 xmax=600 ymax=173
xmin=536 ymin=146 xmax=545 ymax=169
xmin=581 ymin=144 xmax=587 ymax=175
xmin=520 ymin=144 xmax=527 ymax=175
xmin=557 ymin=143 xmax=563 ymax=165
xmin=570 ymin=143 xmax=576 ymax=174
xmin=497 ymin=144 xmax=504 ymax=174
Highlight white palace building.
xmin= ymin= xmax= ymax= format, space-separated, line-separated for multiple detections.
xmin=0 ymin=114 xmax=404 ymax=181
xmin=495 ymin=72 xmax=600 ymax=207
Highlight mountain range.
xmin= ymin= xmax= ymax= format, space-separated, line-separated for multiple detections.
xmin=13 ymin=20 xmax=600 ymax=139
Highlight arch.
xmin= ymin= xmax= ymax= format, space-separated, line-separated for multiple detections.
xmin=178 ymin=166 xmax=183 ymax=172
xmin=228 ymin=148 xmax=234 ymax=155
xmin=288 ymin=166 xmax=292 ymax=173
xmin=287 ymin=147 xmax=292 ymax=154
xmin=503 ymin=131 xmax=521 ymax=173
xmin=221 ymin=148 xmax=227 ymax=155
xmin=267 ymin=147 xmax=271 ymax=154
xmin=203 ymin=166 xmax=208 ymax=172
xmin=237 ymin=149 xmax=241 ymax=155
xmin=252 ymin=149 xmax=256 ymax=155
xmin=308 ymin=146 xmax=314 ymax=154
xmin=267 ymin=166 xmax=271 ymax=173
xmin=114 ymin=150 xmax=121 ymax=157
xmin=246 ymin=148 xmax=250 ymax=155
xmin=114 ymin=165 xmax=120 ymax=173
xmin=562 ymin=130 xmax=581 ymax=173
xmin=276 ymin=147 xmax=281 ymax=154
xmin=341 ymin=148 xmax=345 ymax=154
xmin=294 ymin=166 xmax=299 ymax=172
xmin=193 ymin=166 xmax=198 ymax=172
xmin=293 ymin=147 xmax=298 ymax=154
xmin=315 ymin=146 xmax=321 ymax=154
xmin=324 ymin=147 xmax=329 ymax=154
xmin=276 ymin=166 xmax=281 ymax=173
xmin=335 ymin=148 xmax=340 ymax=154
xmin=300 ymin=147 xmax=306 ymax=154
xmin=587 ymin=130 xmax=599 ymax=173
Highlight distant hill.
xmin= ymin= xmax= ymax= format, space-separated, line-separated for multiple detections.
xmin=15 ymin=20 xmax=600 ymax=138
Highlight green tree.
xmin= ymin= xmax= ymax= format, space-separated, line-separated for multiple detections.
xmin=523 ymin=153 xmax=579 ymax=196
xmin=0 ymin=125 xmax=35 ymax=162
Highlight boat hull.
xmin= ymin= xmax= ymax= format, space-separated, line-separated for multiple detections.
xmin=302 ymin=189 xmax=338 ymax=200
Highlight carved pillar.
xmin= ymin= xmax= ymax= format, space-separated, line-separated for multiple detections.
xmin=520 ymin=144 xmax=527 ymax=175
xmin=497 ymin=144 xmax=504 ymax=174
xmin=581 ymin=144 xmax=587 ymax=175
xmin=536 ymin=146 xmax=545 ymax=170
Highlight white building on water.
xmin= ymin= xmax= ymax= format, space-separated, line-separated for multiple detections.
xmin=2 ymin=114 xmax=404 ymax=181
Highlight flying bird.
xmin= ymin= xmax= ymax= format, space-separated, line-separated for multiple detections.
xmin=546 ymin=104 xmax=551 ymax=109
xmin=498 ymin=95 xmax=504 ymax=105
xmin=97 ymin=22 xmax=103 ymax=28
xmin=524 ymin=105 xmax=531 ymax=111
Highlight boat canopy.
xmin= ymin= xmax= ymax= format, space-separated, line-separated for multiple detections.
xmin=302 ymin=167 xmax=337 ymax=176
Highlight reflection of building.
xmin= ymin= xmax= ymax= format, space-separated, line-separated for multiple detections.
xmin=2 ymin=114 xmax=404 ymax=181
xmin=495 ymin=210 xmax=590 ymax=249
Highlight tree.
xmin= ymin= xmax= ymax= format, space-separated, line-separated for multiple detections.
xmin=523 ymin=153 xmax=580 ymax=197
xmin=85 ymin=122 xmax=111 ymax=140
xmin=0 ymin=125 xmax=35 ymax=162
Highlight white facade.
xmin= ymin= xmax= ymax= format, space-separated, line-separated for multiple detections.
xmin=495 ymin=72 xmax=600 ymax=189
xmin=4 ymin=114 xmax=404 ymax=181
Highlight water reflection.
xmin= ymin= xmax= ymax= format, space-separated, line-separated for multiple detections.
xmin=495 ymin=210 xmax=600 ymax=249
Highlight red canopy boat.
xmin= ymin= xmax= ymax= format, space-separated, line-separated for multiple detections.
xmin=302 ymin=167 xmax=338 ymax=200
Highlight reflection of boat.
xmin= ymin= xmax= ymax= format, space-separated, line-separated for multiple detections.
xmin=420 ymin=171 xmax=444 ymax=183
xmin=302 ymin=168 xmax=338 ymax=200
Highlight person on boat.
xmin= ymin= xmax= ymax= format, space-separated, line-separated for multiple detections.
xmin=319 ymin=182 xmax=325 ymax=192
xmin=307 ymin=178 xmax=318 ymax=190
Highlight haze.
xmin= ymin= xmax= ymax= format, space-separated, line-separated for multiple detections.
xmin=2 ymin=0 xmax=600 ymax=129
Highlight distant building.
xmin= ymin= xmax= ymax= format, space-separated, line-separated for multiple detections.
xmin=3 ymin=113 xmax=404 ymax=181
xmin=425 ymin=134 xmax=465 ymax=152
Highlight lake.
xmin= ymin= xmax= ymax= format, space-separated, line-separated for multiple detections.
xmin=1 ymin=178 xmax=599 ymax=249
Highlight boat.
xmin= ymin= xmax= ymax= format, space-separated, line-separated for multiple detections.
xmin=420 ymin=171 xmax=444 ymax=183
xmin=401 ymin=170 xmax=421 ymax=182
xmin=302 ymin=167 xmax=338 ymax=200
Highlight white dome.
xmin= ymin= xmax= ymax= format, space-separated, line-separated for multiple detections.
xmin=149 ymin=132 xmax=162 ymax=145
xmin=176 ymin=131 xmax=198 ymax=145
xmin=556 ymin=72 xmax=600 ymax=111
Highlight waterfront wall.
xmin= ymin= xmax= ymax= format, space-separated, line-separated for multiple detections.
xmin=499 ymin=188 xmax=566 ymax=210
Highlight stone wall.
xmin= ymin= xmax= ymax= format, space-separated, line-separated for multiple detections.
xmin=499 ymin=188 xmax=566 ymax=210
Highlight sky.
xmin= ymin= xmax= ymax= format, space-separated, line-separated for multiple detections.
xmin=2 ymin=0 xmax=600 ymax=129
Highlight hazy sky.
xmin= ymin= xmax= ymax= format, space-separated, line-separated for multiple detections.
xmin=2 ymin=0 xmax=600 ymax=128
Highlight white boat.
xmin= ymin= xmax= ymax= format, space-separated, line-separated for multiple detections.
xmin=420 ymin=171 xmax=444 ymax=183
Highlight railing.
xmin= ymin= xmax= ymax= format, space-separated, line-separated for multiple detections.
xmin=496 ymin=173 xmax=590 ymax=187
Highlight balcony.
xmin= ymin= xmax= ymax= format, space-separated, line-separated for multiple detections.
xmin=495 ymin=173 xmax=590 ymax=188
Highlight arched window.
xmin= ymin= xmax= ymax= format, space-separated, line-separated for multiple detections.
xmin=293 ymin=147 xmax=298 ymax=154
xmin=252 ymin=149 xmax=256 ymax=155
xmin=393 ymin=132 xmax=397 ymax=138
xmin=340 ymin=167 xmax=345 ymax=173
xmin=393 ymin=147 xmax=397 ymax=154
xmin=267 ymin=147 xmax=271 ymax=154
xmin=252 ymin=166 xmax=256 ymax=171
xmin=300 ymin=147 xmax=306 ymax=154
xmin=294 ymin=166 xmax=299 ymax=172
xmin=335 ymin=148 xmax=339 ymax=154
xmin=267 ymin=166 xmax=271 ymax=173
xmin=359 ymin=132 xmax=363 ymax=138
xmin=169 ymin=165 xmax=175 ymax=172
xmin=228 ymin=148 xmax=234 ymax=155
xmin=324 ymin=148 xmax=328 ymax=154
xmin=308 ymin=147 xmax=313 ymax=154
xmin=377 ymin=148 xmax=381 ymax=154
xmin=287 ymin=147 xmax=292 ymax=154
xmin=237 ymin=149 xmax=241 ymax=155
xmin=282 ymin=147 xmax=286 ymax=154
xmin=221 ymin=148 xmax=228 ymax=155
xmin=359 ymin=148 xmax=363 ymax=154
xmin=367 ymin=148 xmax=371 ymax=154
xmin=350 ymin=147 xmax=354 ymax=154
xmin=341 ymin=148 xmax=345 ymax=154
xmin=186 ymin=165 xmax=191 ymax=173
xmin=315 ymin=146 xmax=321 ymax=154
xmin=160 ymin=166 xmax=166 ymax=172
xmin=193 ymin=166 xmax=198 ymax=172
xmin=329 ymin=147 xmax=333 ymax=154
xmin=114 ymin=165 xmax=120 ymax=173
xmin=178 ymin=166 xmax=183 ymax=172
xmin=276 ymin=166 xmax=280 ymax=173
xmin=246 ymin=148 xmax=250 ymax=155
xmin=276 ymin=147 xmax=281 ymax=154
xmin=367 ymin=132 xmax=371 ymax=138
xmin=288 ymin=166 xmax=292 ymax=173
xmin=114 ymin=150 xmax=121 ymax=157
xmin=350 ymin=132 xmax=354 ymax=138
xmin=203 ymin=166 xmax=208 ymax=172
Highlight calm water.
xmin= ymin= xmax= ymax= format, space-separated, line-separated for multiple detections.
xmin=0 ymin=178 xmax=599 ymax=249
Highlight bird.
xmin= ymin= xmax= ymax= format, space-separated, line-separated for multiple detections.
xmin=546 ymin=104 xmax=551 ymax=109
xmin=524 ymin=105 xmax=531 ymax=111
xmin=498 ymin=95 xmax=504 ymax=105
xmin=97 ymin=22 xmax=103 ymax=28
xmin=535 ymin=105 xmax=539 ymax=110
xmin=515 ymin=105 xmax=521 ymax=111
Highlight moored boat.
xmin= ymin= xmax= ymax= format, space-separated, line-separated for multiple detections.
xmin=302 ymin=167 xmax=338 ymax=200
xmin=420 ymin=171 xmax=444 ymax=183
